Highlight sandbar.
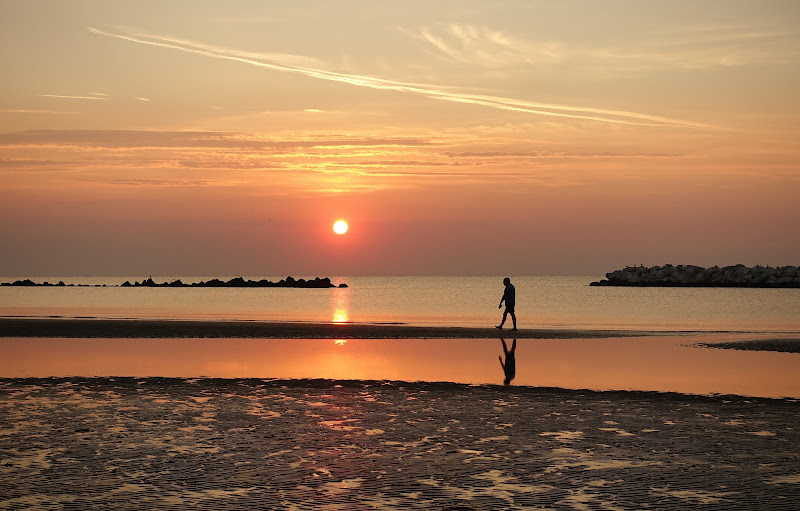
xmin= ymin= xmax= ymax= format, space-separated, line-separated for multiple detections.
xmin=0 ymin=317 xmax=667 ymax=339
xmin=699 ymin=338 xmax=800 ymax=353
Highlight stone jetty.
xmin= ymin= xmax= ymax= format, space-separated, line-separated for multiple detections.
xmin=591 ymin=264 xmax=800 ymax=288
xmin=1 ymin=276 xmax=348 ymax=288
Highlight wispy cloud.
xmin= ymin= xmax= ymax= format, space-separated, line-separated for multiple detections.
xmin=414 ymin=23 xmax=798 ymax=73
xmin=412 ymin=24 xmax=562 ymax=68
xmin=3 ymin=127 xmax=761 ymax=193
xmin=579 ymin=25 xmax=798 ymax=70
xmin=0 ymin=109 xmax=78 ymax=114
xmin=90 ymin=178 xmax=221 ymax=187
xmin=39 ymin=94 xmax=106 ymax=100
xmin=445 ymin=150 xmax=681 ymax=159
xmin=132 ymin=97 xmax=151 ymax=102
xmin=0 ymin=129 xmax=433 ymax=150
xmin=88 ymin=27 xmax=711 ymax=129
xmin=0 ymin=159 xmax=77 ymax=171
xmin=656 ymin=25 xmax=793 ymax=48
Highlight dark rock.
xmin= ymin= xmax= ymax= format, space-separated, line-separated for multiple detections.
xmin=2 ymin=275 xmax=341 ymax=289
xmin=592 ymin=264 xmax=799 ymax=288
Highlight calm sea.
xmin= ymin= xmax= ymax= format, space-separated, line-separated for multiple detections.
xmin=1 ymin=276 xmax=798 ymax=332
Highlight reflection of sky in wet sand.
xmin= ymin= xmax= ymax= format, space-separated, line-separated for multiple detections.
xmin=2 ymin=334 xmax=799 ymax=398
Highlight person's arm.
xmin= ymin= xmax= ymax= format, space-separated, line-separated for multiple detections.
xmin=499 ymin=289 xmax=506 ymax=308
xmin=499 ymin=356 xmax=505 ymax=370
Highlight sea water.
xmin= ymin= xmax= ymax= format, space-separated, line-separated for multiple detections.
xmin=1 ymin=275 xmax=798 ymax=332
xmin=3 ymin=276 xmax=799 ymax=395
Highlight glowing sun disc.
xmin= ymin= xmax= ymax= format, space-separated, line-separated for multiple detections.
xmin=333 ymin=220 xmax=348 ymax=235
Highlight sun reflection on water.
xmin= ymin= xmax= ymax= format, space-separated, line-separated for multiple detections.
xmin=331 ymin=287 xmax=350 ymax=323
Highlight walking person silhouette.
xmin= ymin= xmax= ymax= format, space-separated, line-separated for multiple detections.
xmin=495 ymin=277 xmax=517 ymax=331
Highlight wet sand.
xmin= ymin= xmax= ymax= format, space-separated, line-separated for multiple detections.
xmin=700 ymin=338 xmax=800 ymax=353
xmin=2 ymin=319 xmax=798 ymax=509
xmin=0 ymin=317 xmax=664 ymax=339
xmin=1 ymin=377 xmax=798 ymax=510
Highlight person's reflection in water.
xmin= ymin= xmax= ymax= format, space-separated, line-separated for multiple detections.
xmin=499 ymin=338 xmax=517 ymax=386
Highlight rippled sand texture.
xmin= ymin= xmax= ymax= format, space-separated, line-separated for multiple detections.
xmin=1 ymin=378 xmax=798 ymax=510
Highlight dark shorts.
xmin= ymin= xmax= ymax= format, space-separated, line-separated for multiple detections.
xmin=505 ymin=303 xmax=515 ymax=313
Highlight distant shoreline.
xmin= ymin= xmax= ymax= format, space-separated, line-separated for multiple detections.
xmin=0 ymin=317 xmax=668 ymax=339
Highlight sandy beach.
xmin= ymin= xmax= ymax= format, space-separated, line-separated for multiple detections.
xmin=1 ymin=377 xmax=798 ymax=510
xmin=2 ymin=318 xmax=799 ymax=509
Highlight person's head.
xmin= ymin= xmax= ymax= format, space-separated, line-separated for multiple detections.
xmin=503 ymin=277 xmax=510 ymax=285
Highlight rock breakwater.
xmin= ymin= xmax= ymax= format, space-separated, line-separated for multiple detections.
xmin=1 ymin=276 xmax=347 ymax=288
xmin=591 ymin=264 xmax=800 ymax=288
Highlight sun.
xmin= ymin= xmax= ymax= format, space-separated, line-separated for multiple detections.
xmin=333 ymin=220 xmax=348 ymax=235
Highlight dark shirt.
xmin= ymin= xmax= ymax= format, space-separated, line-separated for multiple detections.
xmin=503 ymin=283 xmax=516 ymax=306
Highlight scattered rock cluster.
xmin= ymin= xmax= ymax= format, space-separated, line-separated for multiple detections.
xmin=0 ymin=279 xmax=69 ymax=287
xmin=122 ymin=276 xmax=346 ymax=288
xmin=591 ymin=264 xmax=800 ymax=287
xmin=2 ymin=276 xmax=347 ymax=288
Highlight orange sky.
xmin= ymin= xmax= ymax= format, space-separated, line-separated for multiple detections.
xmin=1 ymin=1 xmax=798 ymax=276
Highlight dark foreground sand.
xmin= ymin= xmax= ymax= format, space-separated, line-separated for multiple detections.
xmin=1 ymin=378 xmax=798 ymax=510
xmin=0 ymin=317 xmax=664 ymax=339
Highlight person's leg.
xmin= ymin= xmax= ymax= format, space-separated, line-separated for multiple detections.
xmin=498 ymin=310 xmax=508 ymax=328
xmin=510 ymin=310 xmax=517 ymax=330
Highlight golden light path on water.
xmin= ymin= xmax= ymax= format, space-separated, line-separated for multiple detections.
xmin=331 ymin=286 xmax=350 ymax=324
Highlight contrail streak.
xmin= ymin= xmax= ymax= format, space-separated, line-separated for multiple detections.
xmin=40 ymin=94 xmax=106 ymax=100
xmin=89 ymin=27 xmax=712 ymax=129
